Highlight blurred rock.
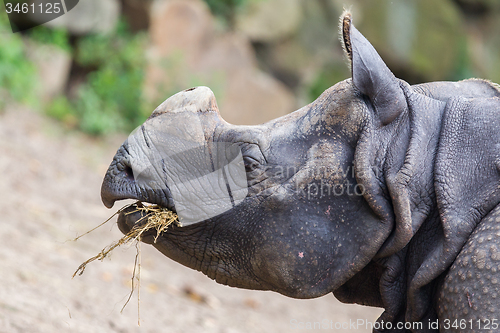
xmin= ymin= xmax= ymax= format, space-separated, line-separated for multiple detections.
xmin=297 ymin=0 xmax=342 ymax=58
xmin=145 ymin=0 xmax=295 ymax=125
xmin=25 ymin=42 xmax=71 ymax=102
xmin=453 ymin=0 xmax=500 ymax=16
xmin=121 ymin=0 xmax=152 ymax=31
xmin=42 ymin=0 xmax=121 ymax=35
xmin=463 ymin=11 xmax=500 ymax=83
xmin=251 ymin=0 xmax=349 ymax=103
xmin=148 ymin=0 xmax=214 ymax=64
xmin=235 ymin=0 xmax=302 ymax=43
xmin=354 ymin=0 xmax=463 ymax=83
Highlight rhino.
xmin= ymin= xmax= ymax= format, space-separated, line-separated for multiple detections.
xmin=100 ymin=13 xmax=500 ymax=332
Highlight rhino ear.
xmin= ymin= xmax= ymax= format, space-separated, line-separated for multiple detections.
xmin=341 ymin=12 xmax=406 ymax=125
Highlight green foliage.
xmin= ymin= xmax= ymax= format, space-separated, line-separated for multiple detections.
xmin=450 ymin=35 xmax=474 ymax=81
xmin=28 ymin=25 xmax=70 ymax=52
xmin=203 ymin=0 xmax=247 ymax=27
xmin=46 ymin=20 xmax=150 ymax=136
xmin=45 ymin=96 xmax=77 ymax=127
xmin=308 ymin=63 xmax=349 ymax=102
xmin=75 ymin=85 xmax=126 ymax=135
xmin=0 ymin=13 xmax=37 ymax=108
xmin=74 ymin=21 xmax=149 ymax=135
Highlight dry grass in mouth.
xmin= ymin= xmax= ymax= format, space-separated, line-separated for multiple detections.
xmin=72 ymin=201 xmax=179 ymax=322
xmin=73 ymin=201 xmax=179 ymax=277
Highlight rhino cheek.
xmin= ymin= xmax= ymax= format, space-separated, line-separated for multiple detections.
xmin=249 ymin=240 xmax=335 ymax=298
xmin=243 ymin=212 xmax=330 ymax=298
xmin=243 ymin=189 xmax=391 ymax=299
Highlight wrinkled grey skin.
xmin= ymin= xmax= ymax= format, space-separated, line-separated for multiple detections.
xmin=101 ymin=13 xmax=500 ymax=332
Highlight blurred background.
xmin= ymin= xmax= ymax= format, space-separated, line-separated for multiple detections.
xmin=3 ymin=0 xmax=500 ymax=131
xmin=1 ymin=0 xmax=500 ymax=332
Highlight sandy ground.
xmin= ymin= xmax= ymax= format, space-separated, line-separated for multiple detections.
xmin=0 ymin=106 xmax=382 ymax=333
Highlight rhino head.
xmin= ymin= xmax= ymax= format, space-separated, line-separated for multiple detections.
xmin=100 ymin=13 xmax=403 ymax=300
xmin=100 ymin=10 xmax=500 ymax=326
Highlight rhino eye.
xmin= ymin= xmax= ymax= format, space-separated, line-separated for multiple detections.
xmin=243 ymin=155 xmax=260 ymax=172
xmin=238 ymin=142 xmax=265 ymax=176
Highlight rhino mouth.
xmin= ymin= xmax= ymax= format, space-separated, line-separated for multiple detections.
xmin=100 ymin=154 xmax=180 ymax=238
xmin=100 ymin=143 xmax=177 ymax=210
xmin=102 ymin=135 xmax=250 ymax=229
xmin=102 ymin=182 xmax=178 ymax=241
xmin=114 ymin=203 xmax=172 ymax=239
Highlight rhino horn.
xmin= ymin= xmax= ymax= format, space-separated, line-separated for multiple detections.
xmin=149 ymin=86 xmax=220 ymax=119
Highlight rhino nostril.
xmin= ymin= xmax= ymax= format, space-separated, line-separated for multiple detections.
xmin=124 ymin=165 xmax=134 ymax=181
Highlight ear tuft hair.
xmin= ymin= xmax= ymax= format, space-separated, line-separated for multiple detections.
xmin=340 ymin=10 xmax=353 ymax=65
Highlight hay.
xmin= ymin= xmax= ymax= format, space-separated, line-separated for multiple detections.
xmin=72 ymin=201 xmax=179 ymax=322
xmin=73 ymin=202 xmax=179 ymax=278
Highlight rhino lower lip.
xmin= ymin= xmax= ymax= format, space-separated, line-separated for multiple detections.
xmin=116 ymin=205 xmax=148 ymax=236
